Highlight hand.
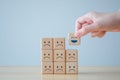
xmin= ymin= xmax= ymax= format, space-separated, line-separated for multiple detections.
xmin=75 ymin=11 xmax=120 ymax=38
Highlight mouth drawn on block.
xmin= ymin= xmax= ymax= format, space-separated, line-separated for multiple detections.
xmin=56 ymin=56 xmax=63 ymax=59
xmin=45 ymin=68 xmax=51 ymax=71
xmin=56 ymin=69 xmax=63 ymax=71
xmin=68 ymin=56 xmax=75 ymax=59
xmin=56 ymin=44 xmax=63 ymax=47
xmin=44 ymin=56 xmax=50 ymax=59
xmin=69 ymin=69 xmax=75 ymax=72
xmin=71 ymin=40 xmax=78 ymax=43
xmin=44 ymin=44 xmax=50 ymax=47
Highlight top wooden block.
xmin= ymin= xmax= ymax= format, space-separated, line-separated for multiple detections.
xmin=53 ymin=38 xmax=65 ymax=50
xmin=42 ymin=38 xmax=53 ymax=49
xmin=68 ymin=33 xmax=80 ymax=45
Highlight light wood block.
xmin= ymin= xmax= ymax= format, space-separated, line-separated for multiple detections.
xmin=42 ymin=38 xmax=53 ymax=50
xmin=68 ymin=33 xmax=80 ymax=45
xmin=42 ymin=62 xmax=53 ymax=74
xmin=66 ymin=49 xmax=78 ymax=62
xmin=66 ymin=62 xmax=78 ymax=74
xmin=42 ymin=50 xmax=53 ymax=61
xmin=53 ymin=38 xmax=65 ymax=50
xmin=54 ymin=50 xmax=65 ymax=62
xmin=54 ymin=62 xmax=65 ymax=74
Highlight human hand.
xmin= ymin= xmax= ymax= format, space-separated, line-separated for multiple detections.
xmin=75 ymin=11 xmax=120 ymax=38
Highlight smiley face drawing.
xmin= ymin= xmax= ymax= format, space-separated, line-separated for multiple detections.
xmin=66 ymin=50 xmax=78 ymax=62
xmin=54 ymin=38 xmax=65 ymax=49
xmin=42 ymin=62 xmax=53 ymax=74
xmin=66 ymin=62 xmax=78 ymax=74
xmin=54 ymin=50 xmax=65 ymax=61
xmin=68 ymin=33 xmax=80 ymax=45
xmin=54 ymin=62 xmax=65 ymax=74
xmin=42 ymin=50 xmax=53 ymax=61
xmin=42 ymin=38 xmax=53 ymax=49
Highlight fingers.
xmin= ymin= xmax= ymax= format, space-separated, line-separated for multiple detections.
xmin=75 ymin=24 xmax=95 ymax=37
xmin=75 ymin=15 xmax=93 ymax=37
xmin=91 ymin=31 xmax=106 ymax=38
xmin=75 ymin=16 xmax=93 ymax=32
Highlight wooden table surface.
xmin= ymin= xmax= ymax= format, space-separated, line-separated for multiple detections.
xmin=0 ymin=66 xmax=120 ymax=80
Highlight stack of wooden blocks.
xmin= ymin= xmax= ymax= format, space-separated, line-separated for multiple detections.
xmin=41 ymin=36 xmax=79 ymax=74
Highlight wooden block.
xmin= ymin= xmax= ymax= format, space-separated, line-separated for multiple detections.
xmin=54 ymin=62 xmax=65 ymax=74
xmin=66 ymin=50 xmax=78 ymax=62
xmin=42 ymin=38 xmax=53 ymax=49
xmin=42 ymin=50 xmax=53 ymax=61
xmin=54 ymin=50 xmax=65 ymax=62
xmin=66 ymin=62 xmax=78 ymax=74
xmin=53 ymin=38 xmax=65 ymax=50
xmin=68 ymin=33 xmax=80 ymax=45
xmin=42 ymin=62 xmax=53 ymax=74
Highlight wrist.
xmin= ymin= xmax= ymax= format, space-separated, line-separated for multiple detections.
xmin=113 ymin=12 xmax=120 ymax=31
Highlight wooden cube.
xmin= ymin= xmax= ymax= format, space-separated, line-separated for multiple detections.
xmin=66 ymin=50 xmax=78 ymax=62
xmin=68 ymin=33 xmax=80 ymax=45
xmin=42 ymin=62 xmax=53 ymax=74
xmin=66 ymin=62 xmax=78 ymax=74
xmin=42 ymin=50 xmax=53 ymax=61
xmin=53 ymin=38 xmax=65 ymax=50
xmin=42 ymin=38 xmax=53 ymax=49
xmin=54 ymin=62 xmax=65 ymax=74
xmin=54 ymin=50 xmax=65 ymax=62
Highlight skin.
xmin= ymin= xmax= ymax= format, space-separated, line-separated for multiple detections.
xmin=75 ymin=11 xmax=120 ymax=38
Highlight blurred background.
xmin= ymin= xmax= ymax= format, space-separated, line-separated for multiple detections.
xmin=0 ymin=0 xmax=120 ymax=66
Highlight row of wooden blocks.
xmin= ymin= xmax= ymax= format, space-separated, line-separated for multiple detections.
xmin=42 ymin=61 xmax=78 ymax=74
xmin=42 ymin=38 xmax=65 ymax=50
xmin=42 ymin=50 xmax=78 ymax=62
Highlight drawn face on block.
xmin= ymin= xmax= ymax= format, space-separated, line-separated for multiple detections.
xmin=54 ymin=38 xmax=65 ymax=49
xmin=54 ymin=62 xmax=65 ymax=74
xmin=42 ymin=50 xmax=53 ymax=61
xmin=54 ymin=50 xmax=65 ymax=61
xmin=42 ymin=62 xmax=53 ymax=74
xmin=66 ymin=62 xmax=78 ymax=74
xmin=66 ymin=50 xmax=78 ymax=61
xmin=42 ymin=38 xmax=53 ymax=49
xmin=68 ymin=33 xmax=80 ymax=45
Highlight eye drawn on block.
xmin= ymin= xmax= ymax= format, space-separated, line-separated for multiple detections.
xmin=56 ymin=53 xmax=63 ymax=59
xmin=56 ymin=66 xmax=63 ymax=71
